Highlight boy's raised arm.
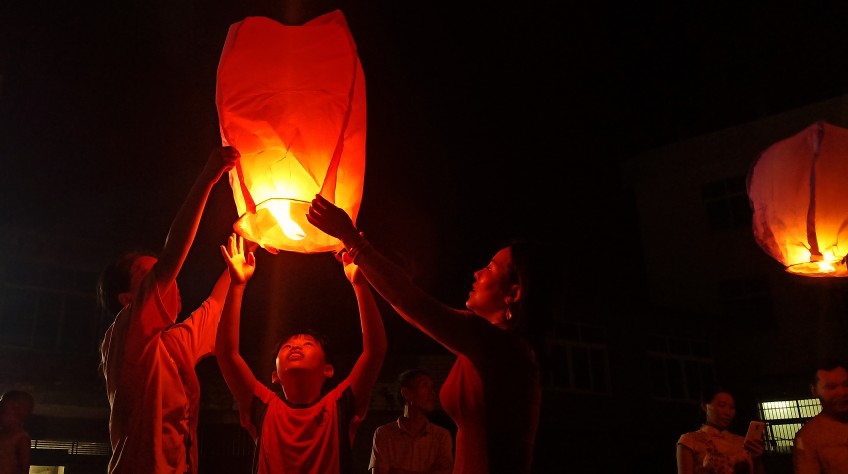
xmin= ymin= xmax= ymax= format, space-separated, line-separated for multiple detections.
xmin=216 ymin=233 xmax=258 ymax=412
xmin=342 ymin=251 xmax=387 ymax=419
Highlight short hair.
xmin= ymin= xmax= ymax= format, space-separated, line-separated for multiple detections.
xmin=0 ymin=390 xmax=34 ymax=418
xmin=811 ymin=357 xmax=848 ymax=386
xmin=273 ymin=328 xmax=331 ymax=363
xmin=396 ymin=368 xmax=430 ymax=402
xmin=97 ymin=249 xmax=157 ymax=315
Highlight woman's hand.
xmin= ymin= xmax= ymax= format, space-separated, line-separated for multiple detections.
xmin=744 ymin=436 xmax=765 ymax=458
xmin=306 ymin=194 xmax=360 ymax=242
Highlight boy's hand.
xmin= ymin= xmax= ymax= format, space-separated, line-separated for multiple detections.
xmin=220 ymin=233 xmax=256 ymax=284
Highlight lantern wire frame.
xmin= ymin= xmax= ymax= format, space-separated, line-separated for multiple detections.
xmin=785 ymin=258 xmax=848 ymax=277
xmin=234 ymin=197 xmax=342 ymax=255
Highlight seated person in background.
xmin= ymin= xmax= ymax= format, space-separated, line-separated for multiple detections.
xmin=793 ymin=357 xmax=848 ymax=474
xmin=369 ymin=368 xmax=454 ymax=474
xmin=216 ymin=234 xmax=387 ymax=473
xmin=676 ymin=385 xmax=765 ymax=474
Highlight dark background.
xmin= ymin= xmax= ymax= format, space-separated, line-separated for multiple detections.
xmin=5 ymin=1 xmax=848 ymax=249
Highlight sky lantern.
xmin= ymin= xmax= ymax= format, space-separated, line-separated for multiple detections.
xmin=216 ymin=10 xmax=366 ymax=254
xmin=747 ymin=120 xmax=848 ymax=277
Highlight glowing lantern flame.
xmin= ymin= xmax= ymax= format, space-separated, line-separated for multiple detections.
xmin=748 ymin=121 xmax=848 ymax=277
xmin=269 ymin=199 xmax=306 ymax=241
xmin=216 ymin=10 xmax=366 ymax=254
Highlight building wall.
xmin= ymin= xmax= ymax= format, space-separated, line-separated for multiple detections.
xmin=620 ymin=93 xmax=848 ymax=402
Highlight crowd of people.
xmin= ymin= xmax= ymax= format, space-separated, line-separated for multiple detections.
xmin=1 ymin=141 xmax=846 ymax=472
xmin=671 ymin=359 xmax=848 ymax=474
xmin=6 ymin=9 xmax=848 ymax=469
xmin=85 ymin=145 xmax=847 ymax=474
xmin=78 ymin=142 xmax=555 ymax=474
xmin=0 ymin=136 xmax=839 ymax=474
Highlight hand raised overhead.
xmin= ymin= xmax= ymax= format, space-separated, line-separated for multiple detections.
xmin=202 ymin=146 xmax=240 ymax=182
xmin=220 ymin=233 xmax=256 ymax=285
xmin=306 ymin=194 xmax=360 ymax=242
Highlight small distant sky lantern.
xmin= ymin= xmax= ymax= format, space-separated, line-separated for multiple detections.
xmin=216 ymin=10 xmax=366 ymax=253
xmin=747 ymin=120 xmax=848 ymax=276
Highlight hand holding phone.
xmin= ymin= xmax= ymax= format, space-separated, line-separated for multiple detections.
xmin=744 ymin=421 xmax=766 ymax=457
xmin=744 ymin=420 xmax=765 ymax=443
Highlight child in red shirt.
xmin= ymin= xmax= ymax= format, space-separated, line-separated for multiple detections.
xmin=217 ymin=233 xmax=386 ymax=473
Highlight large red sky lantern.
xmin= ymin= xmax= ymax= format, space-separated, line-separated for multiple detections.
xmin=216 ymin=10 xmax=366 ymax=254
xmin=748 ymin=121 xmax=848 ymax=277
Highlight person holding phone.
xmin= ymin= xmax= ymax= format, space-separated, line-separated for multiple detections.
xmin=676 ymin=386 xmax=766 ymax=474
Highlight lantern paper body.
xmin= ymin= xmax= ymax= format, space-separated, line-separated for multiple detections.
xmin=747 ymin=121 xmax=848 ymax=276
xmin=216 ymin=10 xmax=366 ymax=253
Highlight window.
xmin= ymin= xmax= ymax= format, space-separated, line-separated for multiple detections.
xmin=546 ymin=322 xmax=611 ymax=395
xmin=0 ymin=260 xmax=99 ymax=353
xmin=646 ymin=334 xmax=714 ymax=402
xmin=757 ymin=398 xmax=822 ymax=454
xmin=31 ymin=439 xmax=110 ymax=456
xmin=29 ymin=438 xmax=112 ymax=474
xmin=702 ymin=175 xmax=751 ymax=231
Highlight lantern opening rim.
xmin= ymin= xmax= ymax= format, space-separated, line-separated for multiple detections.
xmin=785 ymin=261 xmax=848 ymax=278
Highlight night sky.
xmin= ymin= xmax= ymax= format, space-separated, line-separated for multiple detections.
xmin=2 ymin=1 xmax=848 ymax=354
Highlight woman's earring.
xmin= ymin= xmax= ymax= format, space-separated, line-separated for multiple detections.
xmin=505 ymin=307 xmax=513 ymax=320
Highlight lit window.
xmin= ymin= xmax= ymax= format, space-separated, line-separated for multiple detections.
xmin=757 ymin=398 xmax=822 ymax=454
xmin=29 ymin=438 xmax=112 ymax=473
xmin=29 ymin=467 xmax=65 ymax=474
